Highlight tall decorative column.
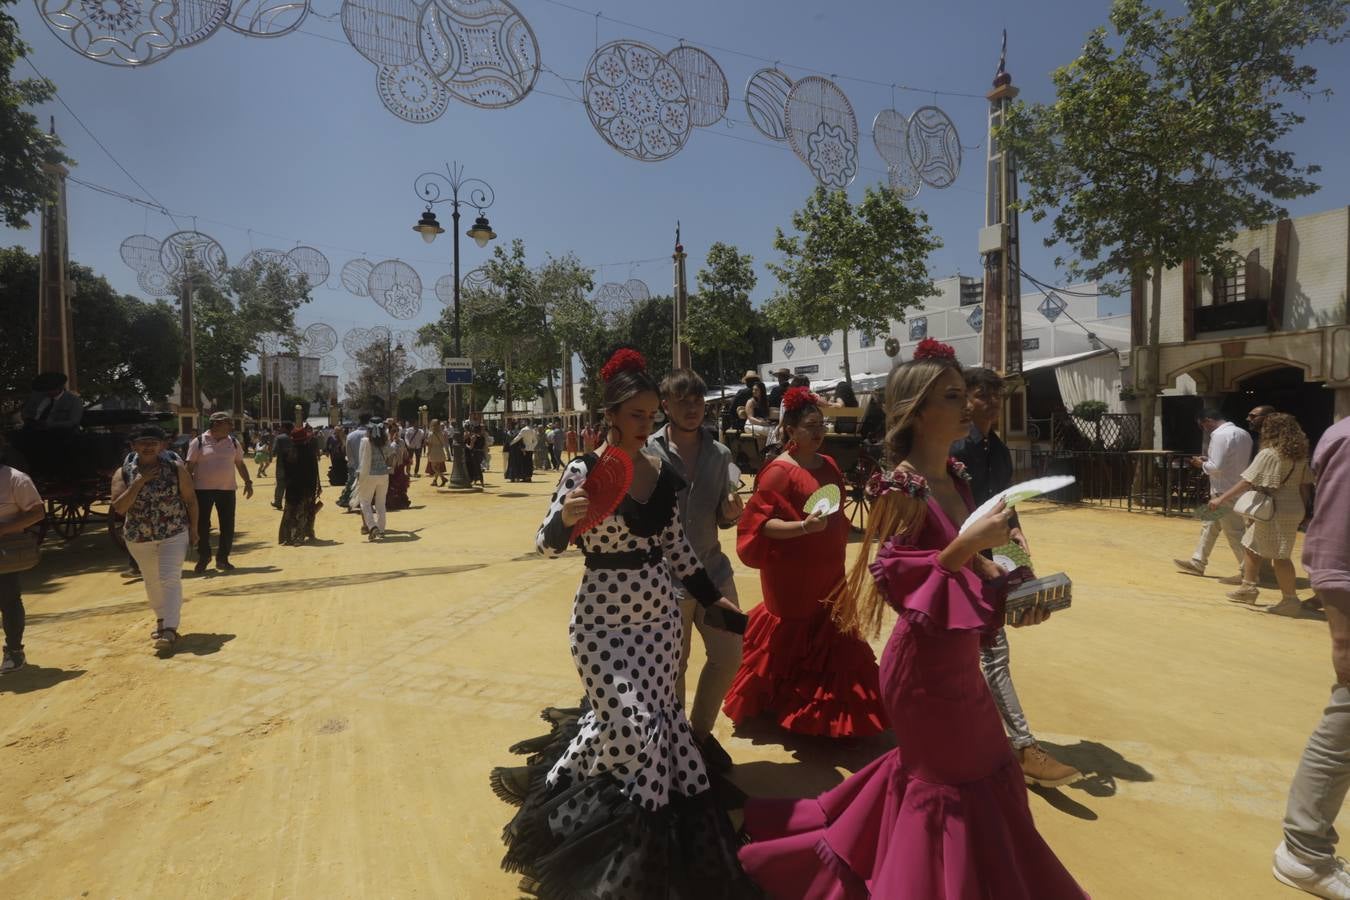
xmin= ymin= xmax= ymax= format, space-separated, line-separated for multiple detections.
xmin=672 ymin=223 xmax=691 ymax=370
xmin=980 ymin=32 xmax=1023 ymax=376
xmin=36 ymin=118 xmax=75 ymax=389
xmin=177 ymin=247 xmax=199 ymax=433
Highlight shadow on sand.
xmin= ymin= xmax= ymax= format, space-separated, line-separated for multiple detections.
xmin=1029 ymin=739 xmax=1155 ymax=820
xmin=728 ymin=717 xmax=896 ymax=801
xmin=0 ymin=664 xmax=86 ymax=695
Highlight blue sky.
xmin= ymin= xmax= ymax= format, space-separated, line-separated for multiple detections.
xmin=4 ymin=0 xmax=1348 ymax=359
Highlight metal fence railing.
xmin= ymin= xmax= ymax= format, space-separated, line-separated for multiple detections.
xmin=1009 ymin=449 xmax=1209 ymax=516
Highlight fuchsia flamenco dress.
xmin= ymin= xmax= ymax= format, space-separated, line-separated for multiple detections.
xmin=723 ymin=455 xmax=887 ymax=738
xmin=738 ymin=462 xmax=1088 ymax=899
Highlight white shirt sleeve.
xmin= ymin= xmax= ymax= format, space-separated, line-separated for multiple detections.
xmin=358 ymin=437 xmax=372 ymax=477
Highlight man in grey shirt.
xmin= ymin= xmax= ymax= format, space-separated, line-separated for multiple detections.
xmin=648 ymin=368 xmax=743 ymax=769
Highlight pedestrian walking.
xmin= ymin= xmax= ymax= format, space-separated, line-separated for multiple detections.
xmin=270 ymin=425 xmax=293 ymax=510
xmin=0 ymin=432 xmax=45 ymax=674
xmin=953 ymin=367 xmax=1081 ymax=787
xmin=648 ymin=367 xmax=744 ymax=767
xmin=1210 ymin=412 xmax=1315 ymax=612
xmin=549 ymin=418 xmax=565 ymax=469
xmin=185 ymin=411 xmax=253 ymax=574
xmin=356 ymin=421 xmax=390 ymax=540
xmin=278 ymin=426 xmax=322 ymax=545
xmin=110 ymin=426 xmax=198 ymax=656
xmin=1272 ymin=414 xmax=1350 ymax=898
xmin=404 ymin=422 xmax=426 ymax=476
xmin=339 ymin=420 xmax=367 ymax=511
xmin=1175 ymin=409 xmax=1253 ymax=584
xmin=425 ymin=419 xmax=448 ymax=487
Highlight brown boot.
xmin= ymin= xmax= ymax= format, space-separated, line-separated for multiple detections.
xmin=1018 ymin=744 xmax=1081 ymax=788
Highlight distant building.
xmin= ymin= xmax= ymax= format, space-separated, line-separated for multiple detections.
xmin=259 ymin=355 xmax=323 ymax=398
xmin=1138 ymin=206 xmax=1349 ymax=449
xmin=761 ymin=275 xmax=1130 ymax=389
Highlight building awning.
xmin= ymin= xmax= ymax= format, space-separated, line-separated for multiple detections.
xmin=1019 ymin=348 xmax=1118 ymax=374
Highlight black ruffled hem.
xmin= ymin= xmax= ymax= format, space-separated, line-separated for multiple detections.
xmin=491 ymin=705 xmax=761 ymax=900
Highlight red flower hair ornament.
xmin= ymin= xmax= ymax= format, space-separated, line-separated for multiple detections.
xmin=913 ymin=338 xmax=957 ymax=361
xmin=600 ymin=348 xmax=647 ymax=382
xmin=781 ymin=386 xmax=821 ymax=414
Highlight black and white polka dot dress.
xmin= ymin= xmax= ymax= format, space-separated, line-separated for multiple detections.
xmin=492 ymin=452 xmax=760 ymax=900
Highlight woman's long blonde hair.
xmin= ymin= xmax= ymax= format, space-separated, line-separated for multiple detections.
xmin=1260 ymin=413 xmax=1309 ymax=463
xmin=828 ymin=356 xmax=963 ymax=638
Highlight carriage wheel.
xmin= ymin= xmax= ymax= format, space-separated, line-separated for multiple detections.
xmin=55 ymin=499 xmax=91 ymax=540
xmin=843 ymin=482 xmax=870 ymax=532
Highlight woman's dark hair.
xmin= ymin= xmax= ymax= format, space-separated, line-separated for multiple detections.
xmin=789 ymin=375 xmax=811 ymax=389
xmin=834 ymin=382 xmax=858 ymax=406
xmin=367 ymin=422 xmax=387 ymax=447
xmin=749 ymin=381 xmax=768 ymax=404
xmin=601 ymin=347 xmax=658 ymax=411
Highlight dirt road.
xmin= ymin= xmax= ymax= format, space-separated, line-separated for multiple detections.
xmin=0 ymin=470 xmax=1335 ymax=898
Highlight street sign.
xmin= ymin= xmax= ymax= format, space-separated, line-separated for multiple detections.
xmin=444 ymin=357 xmax=473 ymax=386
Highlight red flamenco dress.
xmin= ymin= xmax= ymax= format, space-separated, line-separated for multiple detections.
xmin=737 ymin=465 xmax=1089 ymax=899
xmin=723 ymin=455 xmax=886 ymax=738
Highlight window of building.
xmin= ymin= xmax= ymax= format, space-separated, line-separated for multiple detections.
xmin=908 ymin=317 xmax=928 ymax=341
xmin=960 ymin=280 xmax=985 ymax=307
xmin=1214 ymin=249 xmax=1257 ymax=305
xmin=1007 ymin=389 xmax=1026 ymax=434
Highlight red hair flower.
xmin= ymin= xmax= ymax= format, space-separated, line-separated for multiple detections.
xmin=601 ymin=348 xmax=647 ymax=382
xmin=913 ymin=337 xmax=957 ymax=361
xmin=781 ymin=386 xmax=821 ymax=414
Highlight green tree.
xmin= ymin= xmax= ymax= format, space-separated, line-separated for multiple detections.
xmin=689 ymin=242 xmax=757 ymax=392
xmin=766 ymin=186 xmax=941 ymax=386
xmin=192 ymin=260 xmax=312 ymax=408
xmin=0 ymin=0 xmax=68 ymax=229
xmin=0 ymin=246 xmax=182 ymax=409
xmin=535 ymin=252 xmax=597 ymax=411
xmin=1001 ymin=0 xmax=1347 ymax=449
xmin=346 ymin=339 xmax=415 ymax=419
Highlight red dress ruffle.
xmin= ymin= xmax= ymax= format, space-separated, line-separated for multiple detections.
xmin=737 ymin=478 xmax=1088 ymax=899
xmin=723 ymin=457 xmax=886 ymax=739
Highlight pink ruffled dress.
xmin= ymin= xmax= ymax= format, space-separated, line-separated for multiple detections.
xmin=738 ymin=468 xmax=1088 ymax=899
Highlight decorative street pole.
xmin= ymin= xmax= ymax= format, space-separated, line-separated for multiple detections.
xmin=412 ymin=162 xmax=497 ymax=489
xmin=672 ymin=221 xmax=691 ymax=370
xmin=37 ymin=118 xmax=75 ymax=390
xmin=178 ymin=246 xmax=200 ymax=434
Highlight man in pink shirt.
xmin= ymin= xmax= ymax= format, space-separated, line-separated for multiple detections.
xmin=1274 ymin=415 xmax=1350 ymax=898
xmin=185 ymin=412 xmax=253 ymax=573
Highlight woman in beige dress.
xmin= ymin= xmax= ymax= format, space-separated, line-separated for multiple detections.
xmin=425 ymin=419 xmax=448 ymax=487
xmin=1211 ymin=413 xmax=1315 ymax=614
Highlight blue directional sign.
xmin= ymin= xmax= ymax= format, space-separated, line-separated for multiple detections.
xmin=443 ymin=357 xmax=474 ymax=385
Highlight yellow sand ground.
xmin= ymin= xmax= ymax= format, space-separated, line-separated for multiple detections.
xmin=0 ymin=466 xmax=1335 ymax=899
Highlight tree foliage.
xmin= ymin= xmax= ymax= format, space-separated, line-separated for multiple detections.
xmin=192 ymin=260 xmax=312 ymax=407
xmin=0 ymin=245 xmax=182 ymax=410
xmin=0 ymin=0 xmax=69 ymax=230
xmin=345 ymin=339 xmax=415 ymax=419
xmin=1000 ymin=0 xmax=1348 ymax=447
xmin=689 ymin=242 xmax=757 ymax=387
xmin=766 ymin=186 xmax=941 ymax=384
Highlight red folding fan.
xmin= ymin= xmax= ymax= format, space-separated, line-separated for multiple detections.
xmin=570 ymin=445 xmax=635 ymax=540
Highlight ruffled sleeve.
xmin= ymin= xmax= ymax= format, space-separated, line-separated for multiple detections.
xmin=736 ymin=461 xmax=795 ymax=570
xmin=868 ymin=536 xmax=1004 ymax=633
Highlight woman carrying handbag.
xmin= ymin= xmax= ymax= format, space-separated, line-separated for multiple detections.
xmin=0 ymin=433 xmax=45 ymax=674
xmin=1210 ymin=413 xmax=1315 ymax=614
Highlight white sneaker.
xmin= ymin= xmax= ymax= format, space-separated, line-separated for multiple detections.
xmin=1274 ymin=841 xmax=1350 ymax=899
xmin=1174 ymin=558 xmax=1206 ymax=576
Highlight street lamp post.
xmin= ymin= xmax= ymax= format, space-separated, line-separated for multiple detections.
xmin=412 ymin=162 xmax=496 ymax=489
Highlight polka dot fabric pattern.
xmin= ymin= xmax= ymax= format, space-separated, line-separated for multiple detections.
xmin=494 ymin=455 xmax=760 ymax=898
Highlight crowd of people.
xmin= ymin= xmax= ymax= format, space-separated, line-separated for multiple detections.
xmin=2 ymin=352 xmax=1346 ymax=898
xmin=485 ymin=344 xmax=1347 ymax=900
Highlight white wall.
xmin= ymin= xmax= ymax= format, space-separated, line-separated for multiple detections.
xmin=765 ymin=277 xmax=1130 ymax=382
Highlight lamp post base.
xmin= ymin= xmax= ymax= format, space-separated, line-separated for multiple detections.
xmin=448 ymin=434 xmax=473 ymax=488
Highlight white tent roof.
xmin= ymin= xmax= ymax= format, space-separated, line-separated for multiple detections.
xmin=1020 ymin=348 xmax=1119 ymax=374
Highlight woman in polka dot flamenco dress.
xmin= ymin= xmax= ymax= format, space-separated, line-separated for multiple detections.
xmin=490 ymin=349 xmax=759 ymax=900
xmin=721 ymin=387 xmax=886 ymax=738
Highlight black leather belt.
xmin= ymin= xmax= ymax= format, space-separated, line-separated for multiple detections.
xmin=583 ymin=545 xmax=663 ymax=570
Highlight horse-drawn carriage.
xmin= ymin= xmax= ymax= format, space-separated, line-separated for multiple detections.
xmin=3 ymin=410 xmax=167 ymax=548
xmin=723 ymin=429 xmax=884 ymax=532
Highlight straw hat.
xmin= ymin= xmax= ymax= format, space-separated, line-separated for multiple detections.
xmin=741 ymin=370 xmax=762 ymax=384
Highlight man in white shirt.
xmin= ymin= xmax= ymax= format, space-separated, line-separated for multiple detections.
xmin=1175 ymin=409 xmax=1253 ymax=582
xmin=512 ymin=421 xmax=538 ymax=483
xmin=403 ymin=423 xmax=426 ymax=476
